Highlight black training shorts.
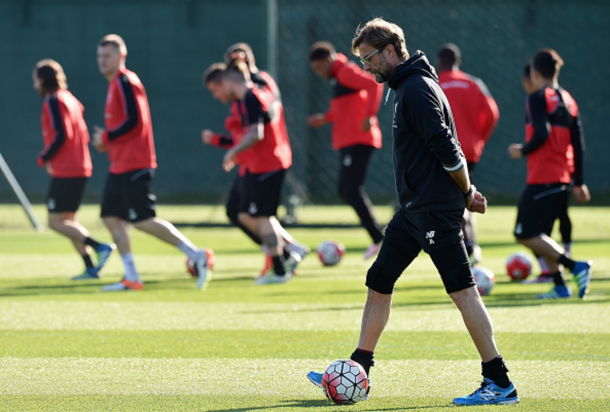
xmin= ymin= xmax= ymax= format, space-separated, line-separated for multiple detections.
xmin=366 ymin=208 xmax=475 ymax=295
xmin=100 ymin=169 xmax=157 ymax=223
xmin=514 ymin=183 xmax=569 ymax=239
xmin=47 ymin=177 xmax=88 ymax=213
xmin=239 ymin=169 xmax=286 ymax=217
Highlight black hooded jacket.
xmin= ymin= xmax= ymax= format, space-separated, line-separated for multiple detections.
xmin=387 ymin=51 xmax=467 ymax=213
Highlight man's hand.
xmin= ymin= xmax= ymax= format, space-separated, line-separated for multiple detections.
xmin=361 ymin=116 xmax=372 ymax=131
xmin=223 ymin=149 xmax=236 ymax=172
xmin=573 ymin=184 xmax=591 ymax=203
xmin=92 ymin=126 xmax=107 ymax=152
xmin=202 ymin=129 xmax=214 ymax=145
xmin=467 ymin=191 xmax=487 ymax=214
xmin=508 ymin=143 xmax=523 ymax=159
xmin=307 ymin=114 xmax=328 ymax=129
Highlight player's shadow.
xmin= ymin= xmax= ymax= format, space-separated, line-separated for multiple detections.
xmin=204 ymin=399 xmax=439 ymax=411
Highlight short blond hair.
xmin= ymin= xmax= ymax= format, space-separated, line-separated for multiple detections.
xmin=352 ymin=17 xmax=408 ymax=60
xmin=98 ymin=34 xmax=128 ymax=56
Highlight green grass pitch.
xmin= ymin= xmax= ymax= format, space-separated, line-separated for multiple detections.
xmin=0 ymin=203 xmax=608 ymax=411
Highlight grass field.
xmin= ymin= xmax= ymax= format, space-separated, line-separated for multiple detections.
xmin=0 ymin=203 xmax=609 ymax=411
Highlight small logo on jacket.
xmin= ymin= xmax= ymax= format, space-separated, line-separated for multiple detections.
xmin=426 ymin=231 xmax=435 ymax=245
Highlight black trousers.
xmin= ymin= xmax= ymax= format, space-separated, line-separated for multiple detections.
xmin=338 ymin=144 xmax=385 ymax=244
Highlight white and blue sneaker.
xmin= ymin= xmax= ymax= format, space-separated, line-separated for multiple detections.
xmin=536 ymin=285 xmax=572 ymax=299
xmin=71 ymin=267 xmax=101 ymax=280
xmin=283 ymin=251 xmax=302 ymax=273
xmin=307 ymin=371 xmax=370 ymax=400
xmin=95 ymin=243 xmax=116 ymax=271
xmin=254 ymin=270 xmax=292 ymax=285
xmin=572 ymin=260 xmax=592 ymax=299
xmin=453 ymin=378 xmax=519 ymax=406
xmin=195 ymin=249 xmax=215 ymax=290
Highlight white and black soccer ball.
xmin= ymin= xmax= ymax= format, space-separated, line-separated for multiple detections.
xmin=472 ymin=266 xmax=495 ymax=296
xmin=322 ymin=359 xmax=369 ymax=404
xmin=316 ymin=240 xmax=346 ymax=267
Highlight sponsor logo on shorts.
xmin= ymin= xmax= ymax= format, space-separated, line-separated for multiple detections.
xmin=515 ymin=223 xmax=523 ymax=235
xmin=343 ymin=155 xmax=352 ymax=167
xmin=426 ymin=230 xmax=435 ymax=245
xmin=248 ymin=202 xmax=258 ymax=215
xmin=128 ymin=208 xmax=138 ymax=221
xmin=48 ymin=198 xmax=56 ymax=210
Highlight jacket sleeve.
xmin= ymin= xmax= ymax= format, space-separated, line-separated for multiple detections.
xmin=209 ymin=133 xmax=235 ymax=148
xmin=521 ymin=92 xmax=549 ymax=155
xmin=474 ymin=78 xmax=499 ymax=142
xmin=38 ymin=97 xmax=66 ymax=163
xmin=406 ymin=81 xmax=464 ymax=173
xmin=102 ymin=74 xmax=139 ymax=143
xmin=336 ymin=64 xmax=383 ymax=117
xmin=571 ymin=111 xmax=585 ymax=185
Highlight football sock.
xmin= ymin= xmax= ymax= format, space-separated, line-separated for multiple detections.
xmin=272 ymin=255 xmax=285 ymax=275
xmin=551 ymin=271 xmax=566 ymax=287
xmin=537 ymin=256 xmax=549 ymax=273
xmin=121 ymin=252 xmax=141 ymax=282
xmin=351 ymin=348 xmax=375 ymax=377
xmin=84 ymin=236 xmax=102 ymax=249
xmin=82 ymin=254 xmax=94 ymax=269
xmin=482 ymin=355 xmax=510 ymax=389
xmin=177 ymin=240 xmax=202 ymax=261
xmin=557 ymin=255 xmax=576 ymax=272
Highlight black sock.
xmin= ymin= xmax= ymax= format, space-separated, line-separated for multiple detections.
xmin=283 ymin=249 xmax=291 ymax=260
xmin=350 ymin=348 xmax=375 ymax=377
xmin=84 ymin=237 xmax=102 ymax=249
xmin=272 ymin=255 xmax=285 ymax=275
xmin=482 ymin=356 xmax=510 ymax=388
xmin=557 ymin=254 xmax=576 ymax=272
xmin=82 ymin=254 xmax=94 ymax=269
xmin=551 ymin=271 xmax=566 ymax=287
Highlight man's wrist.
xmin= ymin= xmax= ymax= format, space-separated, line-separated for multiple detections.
xmin=464 ymin=185 xmax=476 ymax=201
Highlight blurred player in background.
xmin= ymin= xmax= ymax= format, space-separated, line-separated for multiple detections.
xmin=436 ymin=43 xmax=499 ymax=264
xmin=201 ymin=62 xmax=307 ymax=276
xmin=220 ymin=60 xmax=303 ymax=285
xmin=307 ymin=41 xmax=385 ymax=260
xmin=508 ymin=49 xmax=592 ymax=299
xmin=33 ymin=59 xmax=115 ymax=280
xmin=520 ymin=63 xmax=573 ymax=283
xmin=92 ymin=34 xmax=213 ymax=291
xmin=308 ymin=18 xmax=518 ymax=406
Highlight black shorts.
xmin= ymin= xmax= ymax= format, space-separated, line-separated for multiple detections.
xmin=239 ymin=169 xmax=286 ymax=217
xmin=514 ymin=183 xmax=569 ymax=239
xmin=100 ymin=169 xmax=157 ymax=223
xmin=366 ymin=208 xmax=475 ymax=295
xmin=46 ymin=177 xmax=88 ymax=213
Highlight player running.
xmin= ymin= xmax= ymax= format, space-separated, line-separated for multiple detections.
xmin=220 ymin=60 xmax=303 ymax=285
xmin=508 ymin=49 xmax=592 ymax=299
xmin=201 ymin=62 xmax=307 ymax=277
xmin=308 ymin=18 xmax=518 ymax=406
xmin=92 ymin=34 xmax=213 ymax=291
xmin=436 ymin=43 xmax=499 ymax=264
xmin=33 ymin=59 xmax=115 ymax=280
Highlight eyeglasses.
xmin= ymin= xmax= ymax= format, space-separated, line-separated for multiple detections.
xmin=360 ymin=47 xmax=383 ymax=65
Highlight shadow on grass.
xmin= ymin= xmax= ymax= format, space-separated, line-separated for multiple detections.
xmin=205 ymin=399 xmax=437 ymax=411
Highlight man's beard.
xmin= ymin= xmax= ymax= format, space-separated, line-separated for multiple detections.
xmin=373 ymin=58 xmax=392 ymax=83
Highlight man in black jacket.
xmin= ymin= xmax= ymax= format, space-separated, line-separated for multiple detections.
xmin=307 ymin=18 xmax=518 ymax=406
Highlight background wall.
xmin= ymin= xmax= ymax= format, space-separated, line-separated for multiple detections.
xmin=1 ymin=0 xmax=608 ymax=205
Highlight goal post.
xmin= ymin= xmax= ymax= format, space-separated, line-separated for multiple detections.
xmin=0 ymin=151 xmax=44 ymax=232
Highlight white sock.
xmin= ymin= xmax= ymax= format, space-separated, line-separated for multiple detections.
xmin=537 ymin=256 xmax=549 ymax=273
xmin=121 ymin=252 xmax=141 ymax=282
xmin=178 ymin=240 xmax=204 ymax=261
xmin=563 ymin=242 xmax=572 ymax=258
xmin=261 ymin=244 xmax=270 ymax=256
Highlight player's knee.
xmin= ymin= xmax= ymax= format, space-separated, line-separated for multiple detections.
xmin=449 ymin=286 xmax=479 ymax=307
xmin=225 ymin=206 xmax=238 ymax=225
xmin=365 ymin=263 xmax=397 ymax=295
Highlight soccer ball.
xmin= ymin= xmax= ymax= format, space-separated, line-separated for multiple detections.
xmin=186 ymin=258 xmax=197 ymax=277
xmin=506 ymin=252 xmax=532 ymax=281
xmin=316 ymin=240 xmax=346 ymax=267
xmin=185 ymin=250 xmax=215 ymax=278
xmin=322 ymin=360 xmax=369 ymax=404
xmin=472 ymin=266 xmax=495 ymax=296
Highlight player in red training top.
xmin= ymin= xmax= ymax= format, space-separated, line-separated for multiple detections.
xmin=201 ymin=62 xmax=307 ymax=277
xmin=436 ymin=43 xmax=499 ymax=265
xmin=224 ymin=43 xmax=310 ymax=271
xmin=508 ymin=49 xmax=592 ymax=299
xmin=91 ymin=34 xmax=213 ymax=291
xmin=307 ymin=41 xmax=385 ymax=260
xmin=220 ymin=60 xmax=303 ymax=285
xmin=520 ymin=63 xmax=573 ymax=283
xmin=33 ymin=59 xmax=115 ymax=280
